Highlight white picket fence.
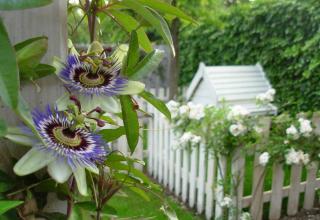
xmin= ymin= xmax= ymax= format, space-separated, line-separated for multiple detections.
xmin=145 ymin=87 xmax=320 ymax=220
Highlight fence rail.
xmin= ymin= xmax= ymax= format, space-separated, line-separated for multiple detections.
xmin=144 ymin=87 xmax=320 ymax=220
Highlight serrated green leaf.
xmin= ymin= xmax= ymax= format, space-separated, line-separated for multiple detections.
xmin=0 ymin=0 xmax=52 ymax=10
xmin=0 ymin=19 xmax=20 ymax=109
xmin=139 ymin=90 xmax=171 ymax=120
xmin=120 ymin=96 xmax=139 ymax=153
xmin=129 ymin=50 xmax=164 ymax=78
xmin=99 ymin=126 xmax=125 ymax=142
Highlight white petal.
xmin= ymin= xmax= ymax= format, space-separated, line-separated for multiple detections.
xmin=5 ymin=134 xmax=35 ymax=146
xmin=14 ymin=148 xmax=53 ymax=176
xmin=73 ymin=166 xmax=88 ymax=196
xmin=79 ymin=95 xmax=120 ymax=113
xmin=118 ymin=81 xmax=145 ymax=95
xmin=47 ymin=160 xmax=72 ymax=183
xmin=85 ymin=165 xmax=99 ymax=175
xmin=56 ymin=93 xmax=70 ymax=111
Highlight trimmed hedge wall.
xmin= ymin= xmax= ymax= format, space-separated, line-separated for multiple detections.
xmin=180 ymin=0 xmax=320 ymax=113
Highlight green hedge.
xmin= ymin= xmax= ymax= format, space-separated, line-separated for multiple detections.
xmin=179 ymin=0 xmax=320 ymax=113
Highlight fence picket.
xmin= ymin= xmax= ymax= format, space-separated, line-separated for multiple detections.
xmin=153 ymin=107 xmax=159 ymax=179
xmin=169 ymin=129 xmax=175 ymax=191
xmin=304 ymin=162 xmax=319 ymax=210
xmin=163 ymin=119 xmax=170 ymax=187
xmin=182 ymin=148 xmax=190 ymax=202
xmin=189 ymin=146 xmax=198 ymax=208
xmin=197 ymin=143 xmax=206 ymax=213
xmin=269 ymin=163 xmax=285 ymax=220
xmin=287 ymin=164 xmax=302 ymax=216
xmin=205 ymin=153 xmax=216 ymax=220
xmin=230 ymin=148 xmax=245 ymax=220
xmin=175 ymin=147 xmax=182 ymax=197
xmin=215 ymin=155 xmax=227 ymax=219
xmin=146 ymin=101 xmax=153 ymax=174
xmin=158 ymin=89 xmax=165 ymax=183
xmin=250 ymin=154 xmax=266 ymax=220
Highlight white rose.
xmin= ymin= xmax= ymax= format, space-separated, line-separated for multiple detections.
xmin=298 ymin=118 xmax=313 ymax=137
xmin=179 ymin=105 xmax=189 ymax=116
xmin=300 ymin=152 xmax=310 ymax=165
xmin=191 ymin=135 xmax=202 ymax=144
xmin=259 ymin=152 xmax=270 ymax=166
xmin=286 ymin=125 xmax=299 ymax=140
xmin=220 ymin=196 xmax=233 ymax=207
xmin=227 ymin=105 xmax=249 ymax=121
xmin=285 ymin=148 xmax=300 ymax=165
xmin=179 ymin=132 xmax=193 ymax=145
xmin=240 ymin=212 xmax=251 ymax=220
xmin=229 ymin=123 xmax=247 ymax=136
xmin=167 ymin=100 xmax=180 ymax=119
xmin=188 ymin=102 xmax=205 ymax=120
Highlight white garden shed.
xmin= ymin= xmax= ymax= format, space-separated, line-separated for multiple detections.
xmin=186 ymin=63 xmax=277 ymax=115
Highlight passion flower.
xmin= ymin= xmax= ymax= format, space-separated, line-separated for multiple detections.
xmin=59 ymin=55 xmax=128 ymax=96
xmin=12 ymin=106 xmax=107 ymax=196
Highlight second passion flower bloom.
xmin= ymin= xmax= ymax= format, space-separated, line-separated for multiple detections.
xmin=12 ymin=106 xmax=107 ymax=196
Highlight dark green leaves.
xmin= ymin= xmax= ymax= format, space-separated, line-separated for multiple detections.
xmin=139 ymin=90 xmax=171 ymax=120
xmin=119 ymin=96 xmax=139 ymax=153
xmin=126 ymin=31 xmax=139 ymax=73
xmin=99 ymin=126 xmax=125 ymax=142
xmin=128 ymin=50 xmax=164 ymax=79
xmin=0 ymin=19 xmax=20 ymax=109
xmin=0 ymin=200 xmax=23 ymax=215
xmin=0 ymin=0 xmax=52 ymax=10
xmin=15 ymin=37 xmax=54 ymax=81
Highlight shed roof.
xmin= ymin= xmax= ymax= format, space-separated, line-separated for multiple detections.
xmin=186 ymin=63 xmax=277 ymax=115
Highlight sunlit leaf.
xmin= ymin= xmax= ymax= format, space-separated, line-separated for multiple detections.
xmin=0 ymin=200 xmax=23 ymax=215
xmin=125 ymin=31 xmax=139 ymax=74
xmin=129 ymin=187 xmax=150 ymax=201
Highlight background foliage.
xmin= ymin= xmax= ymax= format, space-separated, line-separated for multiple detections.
xmin=179 ymin=0 xmax=320 ymax=113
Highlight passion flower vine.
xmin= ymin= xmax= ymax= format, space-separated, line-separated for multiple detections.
xmin=56 ymin=42 xmax=145 ymax=112
xmin=12 ymin=105 xmax=107 ymax=196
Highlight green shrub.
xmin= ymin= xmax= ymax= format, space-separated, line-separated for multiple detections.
xmin=180 ymin=0 xmax=320 ymax=113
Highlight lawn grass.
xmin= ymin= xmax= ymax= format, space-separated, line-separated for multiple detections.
xmin=108 ymin=188 xmax=204 ymax=219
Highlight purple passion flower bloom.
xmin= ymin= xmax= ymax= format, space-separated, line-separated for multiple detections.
xmin=59 ymin=55 xmax=127 ymax=96
xmin=13 ymin=106 xmax=107 ymax=196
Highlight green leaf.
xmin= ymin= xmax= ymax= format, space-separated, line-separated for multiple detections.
xmin=0 ymin=200 xmax=23 ymax=215
xmin=0 ymin=19 xmax=20 ymax=109
xmin=118 ymin=81 xmax=145 ymax=95
xmin=32 ymin=64 xmax=56 ymax=80
xmin=0 ymin=0 xmax=52 ymax=10
xmin=108 ymin=10 xmax=152 ymax=53
xmin=125 ymin=31 xmax=139 ymax=74
xmin=99 ymin=126 xmax=125 ymax=142
xmin=0 ymin=119 xmax=7 ymax=138
xmin=138 ymin=0 xmax=196 ymax=23
xmin=139 ymin=90 xmax=171 ymax=120
xmin=119 ymin=96 xmax=139 ymax=153
xmin=118 ymin=0 xmax=174 ymax=55
xmin=129 ymin=187 xmax=150 ymax=201
xmin=15 ymin=37 xmax=48 ymax=77
xmin=129 ymin=50 xmax=164 ymax=78
xmin=75 ymin=202 xmax=96 ymax=212
xmin=101 ymin=205 xmax=117 ymax=215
